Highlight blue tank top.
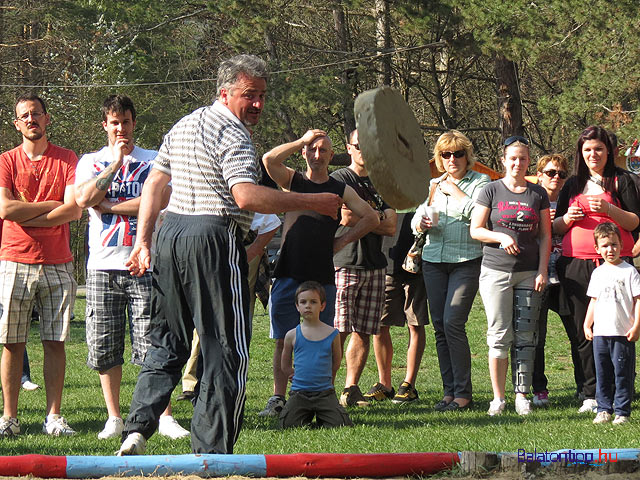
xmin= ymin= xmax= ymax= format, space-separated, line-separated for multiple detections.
xmin=290 ymin=324 xmax=338 ymax=392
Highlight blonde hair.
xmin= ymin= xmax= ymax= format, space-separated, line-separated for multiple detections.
xmin=433 ymin=130 xmax=475 ymax=172
xmin=536 ymin=154 xmax=569 ymax=173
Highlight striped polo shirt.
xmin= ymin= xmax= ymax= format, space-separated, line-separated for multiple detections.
xmin=154 ymin=101 xmax=259 ymax=235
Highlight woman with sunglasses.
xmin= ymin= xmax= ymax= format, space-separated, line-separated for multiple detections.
xmin=412 ymin=130 xmax=489 ymax=412
xmin=554 ymin=126 xmax=640 ymax=414
xmin=524 ymin=155 xmax=584 ymax=407
xmin=470 ymin=135 xmax=551 ymax=416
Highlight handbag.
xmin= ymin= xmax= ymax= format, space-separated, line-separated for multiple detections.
xmin=402 ymin=231 xmax=426 ymax=274
xmin=402 ymin=178 xmax=440 ymax=274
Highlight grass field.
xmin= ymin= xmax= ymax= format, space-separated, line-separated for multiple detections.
xmin=1 ymin=290 xmax=637 ymax=458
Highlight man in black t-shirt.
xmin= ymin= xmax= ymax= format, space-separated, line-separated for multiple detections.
xmin=259 ymin=129 xmax=378 ymax=417
xmin=331 ymin=129 xmax=397 ymax=408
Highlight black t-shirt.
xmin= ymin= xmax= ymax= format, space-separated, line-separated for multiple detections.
xmin=273 ymin=172 xmax=346 ymax=284
xmin=331 ymin=167 xmax=389 ymax=270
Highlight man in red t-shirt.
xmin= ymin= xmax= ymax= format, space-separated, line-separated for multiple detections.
xmin=0 ymin=94 xmax=82 ymax=437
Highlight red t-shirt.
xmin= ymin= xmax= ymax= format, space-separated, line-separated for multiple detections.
xmin=0 ymin=143 xmax=78 ymax=264
xmin=561 ymin=192 xmax=634 ymax=259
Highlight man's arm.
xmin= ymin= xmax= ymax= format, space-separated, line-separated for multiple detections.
xmin=76 ymin=142 xmax=128 ymax=208
xmin=246 ymin=227 xmax=278 ymax=263
xmin=333 ymin=185 xmax=380 ymax=253
xmin=262 ymin=129 xmax=326 ymax=190
xmin=93 ymin=185 xmax=172 ymax=217
xmin=18 ymin=185 xmax=82 ymax=227
xmin=232 ymin=182 xmax=342 ymax=219
xmin=0 ymin=187 xmax=61 ymax=223
xmin=126 ymin=169 xmax=172 ymax=276
xmin=341 ymin=206 xmax=397 ymax=236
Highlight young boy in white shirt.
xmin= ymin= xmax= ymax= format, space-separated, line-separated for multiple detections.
xmin=584 ymin=222 xmax=640 ymax=425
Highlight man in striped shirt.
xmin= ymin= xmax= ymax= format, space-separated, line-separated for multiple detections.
xmin=118 ymin=55 xmax=342 ymax=456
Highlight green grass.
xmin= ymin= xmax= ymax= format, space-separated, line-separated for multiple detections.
xmin=1 ymin=292 xmax=636 ymax=456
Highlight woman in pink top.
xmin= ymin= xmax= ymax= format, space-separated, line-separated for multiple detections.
xmin=554 ymin=125 xmax=640 ymax=414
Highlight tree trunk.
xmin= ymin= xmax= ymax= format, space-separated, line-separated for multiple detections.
xmin=264 ymin=30 xmax=297 ymax=142
xmin=374 ymin=0 xmax=391 ymax=86
xmin=495 ymin=54 xmax=523 ymax=140
xmin=333 ymin=1 xmax=356 ymax=137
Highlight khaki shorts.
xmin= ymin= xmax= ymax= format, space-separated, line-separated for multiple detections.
xmin=380 ymin=272 xmax=429 ymax=328
xmin=0 ymin=261 xmax=76 ymax=343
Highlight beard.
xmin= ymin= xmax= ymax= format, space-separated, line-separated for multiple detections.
xmin=23 ymin=128 xmax=44 ymax=141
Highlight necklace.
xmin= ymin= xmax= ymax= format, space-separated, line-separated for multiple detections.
xmin=589 ymin=175 xmax=604 ymax=188
xmin=29 ymin=159 xmax=40 ymax=181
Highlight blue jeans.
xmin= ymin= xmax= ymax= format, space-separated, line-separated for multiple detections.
xmin=593 ymin=336 xmax=635 ymax=417
xmin=423 ymin=258 xmax=481 ymax=399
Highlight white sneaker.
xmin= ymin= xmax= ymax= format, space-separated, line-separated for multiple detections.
xmin=98 ymin=417 xmax=124 ymax=440
xmin=532 ymin=391 xmax=549 ymax=407
xmin=515 ymin=396 xmax=532 ymax=416
xmin=158 ymin=415 xmax=190 ymax=439
xmin=0 ymin=416 xmax=20 ymax=437
xmin=578 ymin=398 xmax=598 ymax=413
xmin=487 ymin=398 xmax=506 ymax=416
xmin=258 ymin=395 xmax=286 ymax=417
xmin=22 ymin=381 xmax=40 ymax=391
xmin=116 ymin=432 xmax=147 ymax=456
xmin=613 ymin=415 xmax=629 ymax=425
xmin=42 ymin=414 xmax=76 ymax=436
xmin=593 ymin=411 xmax=612 ymax=424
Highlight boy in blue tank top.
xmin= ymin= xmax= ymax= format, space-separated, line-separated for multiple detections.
xmin=279 ymin=281 xmax=352 ymax=428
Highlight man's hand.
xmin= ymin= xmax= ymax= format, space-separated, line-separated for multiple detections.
xmin=301 ymin=129 xmax=327 ymax=146
xmin=626 ymin=325 xmax=640 ymax=342
xmin=309 ymin=192 xmax=342 ymax=219
xmin=125 ymin=244 xmax=151 ymax=277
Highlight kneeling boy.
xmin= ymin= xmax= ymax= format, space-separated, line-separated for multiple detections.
xmin=280 ymin=281 xmax=352 ymax=428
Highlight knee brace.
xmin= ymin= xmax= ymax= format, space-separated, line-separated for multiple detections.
xmin=512 ymin=288 xmax=541 ymax=392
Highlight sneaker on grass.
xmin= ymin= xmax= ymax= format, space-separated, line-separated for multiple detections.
xmin=42 ymin=414 xmax=76 ymax=436
xmin=487 ymin=398 xmax=506 ymax=416
xmin=0 ymin=416 xmax=20 ymax=437
xmin=532 ymin=391 xmax=549 ymax=407
xmin=340 ymin=385 xmax=370 ymax=407
xmin=515 ymin=395 xmax=532 ymax=416
xmin=578 ymin=398 xmax=598 ymax=414
xmin=258 ymin=395 xmax=286 ymax=417
xmin=22 ymin=380 xmax=40 ymax=391
xmin=98 ymin=416 xmax=124 ymax=440
xmin=117 ymin=432 xmax=147 ymax=456
xmin=392 ymin=382 xmax=418 ymax=404
xmin=363 ymin=382 xmax=395 ymax=402
xmin=593 ymin=411 xmax=611 ymax=424
xmin=158 ymin=415 xmax=190 ymax=439
xmin=612 ymin=415 xmax=629 ymax=425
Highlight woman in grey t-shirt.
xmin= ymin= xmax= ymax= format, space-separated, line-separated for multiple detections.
xmin=470 ymin=136 xmax=551 ymax=417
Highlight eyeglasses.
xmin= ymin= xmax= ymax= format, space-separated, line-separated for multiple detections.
xmin=441 ymin=150 xmax=466 ymax=159
xmin=350 ymin=143 xmax=360 ymax=151
xmin=543 ymin=169 xmax=568 ymax=179
xmin=504 ymin=135 xmax=529 ymax=147
xmin=16 ymin=111 xmax=45 ymax=123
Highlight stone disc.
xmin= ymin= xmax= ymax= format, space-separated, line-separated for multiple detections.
xmin=354 ymin=86 xmax=430 ymax=209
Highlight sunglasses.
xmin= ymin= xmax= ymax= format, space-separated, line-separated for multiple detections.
xmin=350 ymin=143 xmax=360 ymax=151
xmin=441 ymin=150 xmax=465 ymax=159
xmin=504 ymin=135 xmax=529 ymax=147
xmin=543 ymin=169 xmax=568 ymax=179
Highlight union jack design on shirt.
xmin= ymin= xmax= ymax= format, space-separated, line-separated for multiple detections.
xmin=97 ymin=159 xmax=152 ymax=248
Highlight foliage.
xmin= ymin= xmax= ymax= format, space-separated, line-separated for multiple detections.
xmin=1 ymin=0 xmax=640 ymax=279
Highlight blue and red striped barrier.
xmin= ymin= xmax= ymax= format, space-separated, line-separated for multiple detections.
xmin=0 ymin=452 xmax=460 ymax=478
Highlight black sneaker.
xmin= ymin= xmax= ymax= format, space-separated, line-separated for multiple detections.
xmin=392 ymin=381 xmax=419 ymax=404
xmin=363 ymin=382 xmax=395 ymax=402
xmin=339 ymin=385 xmax=370 ymax=407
